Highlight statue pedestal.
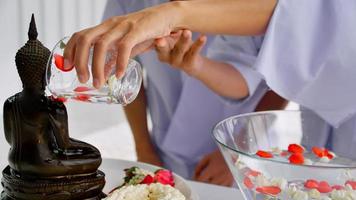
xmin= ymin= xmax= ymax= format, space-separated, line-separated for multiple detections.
xmin=1 ymin=166 xmax=106 ymax=200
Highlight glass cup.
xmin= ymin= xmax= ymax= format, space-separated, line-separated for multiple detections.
xmin=46 ymin=37 xmax=142 ymax=105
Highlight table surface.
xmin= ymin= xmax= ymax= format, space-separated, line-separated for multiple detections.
xmin=188 ymin=181 xmax=243 ymax=200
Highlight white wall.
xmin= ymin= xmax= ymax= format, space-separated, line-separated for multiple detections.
xmin=0 ymin=0 xmax=136 ymax=169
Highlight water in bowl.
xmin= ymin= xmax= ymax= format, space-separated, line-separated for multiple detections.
xmin=214 ymin=111 xmax=356 ymax=200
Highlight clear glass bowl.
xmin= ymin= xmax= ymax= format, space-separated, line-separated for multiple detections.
xmin=46 ymin=37 xmax=142 ymax=105
xmin=213 ymin=111 xmax=356 ymax=200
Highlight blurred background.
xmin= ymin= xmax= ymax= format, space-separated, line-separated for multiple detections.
xmin=0 ymin=0 xmax=136 ymax=169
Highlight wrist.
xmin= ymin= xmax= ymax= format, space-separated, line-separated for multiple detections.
xmin=189 ymin=55 xmax=206 ymax=78
xmin=168 ymin=1 xmax=189 ymax=31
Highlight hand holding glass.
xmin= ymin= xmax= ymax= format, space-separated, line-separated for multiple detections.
xmin=46 ymin=37 xmax=142 ymax=105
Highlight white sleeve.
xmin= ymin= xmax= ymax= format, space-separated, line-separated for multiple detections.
xmin=254 ymin=0 xmax=356 ymax=127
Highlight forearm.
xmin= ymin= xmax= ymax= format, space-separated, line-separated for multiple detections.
xmin=172 ymin=0 xmax=277 ymax=35
xmin=255 ymin=90 xmax=288 ymax=111
xmin=193 ymin=57 xmax=249 ymax=99
xmin=123 ymin=83 xmax=155 ymax=153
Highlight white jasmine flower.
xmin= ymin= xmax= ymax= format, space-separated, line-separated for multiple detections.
xmin=319 ymin=156 xmax=331 ymax=163
xmin=234 ymin=159 xmax=246 ymax=170
xmin=319 ymin=196 xmax=332 ymax=200
xmin=287 ymin=186 xmax=298 ymax=197
xmin=303 ymin=158 xmax=313 ymax=165
xmin=308 ymin=189 xmax=321 ymax=199
xmin=292 ymin=190 xmax=308 ymax=200
xmin=346 ymin=190 xmax=356 ymax=200
xmin=105 ymin=183 xmax=185 ymax=200
xmin=149 ymin=183 xmax=185 ymax=200
xmin=255 ymin=174 xmax=270 ymax=187
xmin=271 ymin=147 xmax=282 ymax=154
xmin=104 ymin=185 xmax=149 ymax=200
xmin=270 ymin=177 xmax=288 ymax=190
xmin=331 ymin=189 xmax=348 ymax=200
xmin=345 ymin=184 xmax=353 ymax=191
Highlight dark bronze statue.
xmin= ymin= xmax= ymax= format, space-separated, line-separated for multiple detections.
xmin=1 ymin=15 xmax=105 ymax=200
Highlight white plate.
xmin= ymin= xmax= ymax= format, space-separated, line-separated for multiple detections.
xmin=100 ymin=158 xmax=198 ymax=200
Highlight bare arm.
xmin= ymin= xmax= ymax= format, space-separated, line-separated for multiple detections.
xmin=64 ymin=0 xmax=277 ymax=88
xmin=176 ymin=0 xmax=277 ymax=35
xmin=155 ymin=30 xmax=249 ymax=99
xmin=255 ymin=90 xmax=288 ymax=111
xmin=193 ymin=57 xmax=249 ymax=99
xmin=123 ymin=83 xmax=162 ymax=166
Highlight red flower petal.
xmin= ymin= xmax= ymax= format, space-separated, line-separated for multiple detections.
xmin=154 ymin=169 xmax=175 ymax=187
xmin=54 ymin=54 xmax=64 ymax=68
xmin=304 ymin=179 xmax=319 ymax=189
xmin=141 ymin=175 xmax=154 ymax=185
xmin=317 ymin=181 xmax=332 ymax=193
xmin=56 ymin=97 xmax=67 ymax=103
xmin=245 ymin=169 xmax=261 ymax=177
xmin=256 ymin=186 xmax=281 ymax=196
xmin=280 ymin=151 xmax=289 ymax=157
xmin=49 ymin=95 xmax=67 ymax=103
xmin=327 ymin=154 xmax=333 ymax=159
xmin=312 ymin=146 xmax=326 ymax=158
xmin=332 ymin=185 xmax=345 ymax=191
xmin=74 ymin=86 xmax=92 ymax=92
xmin=289 ymin=153 xmax=304 ymax=165
xmin=256 ymin=150 xmax=273 ymax=158
xmin=346 ymin=180 xmax=356 ymax=190
xmin=155 ymin=169 xmax=174 ymax=180
xmin=74 ymin=94 xmax=90 ymax=102
xmin=54 ymin=54 xmax=74 ymax=72
xmin=326 ymin=152 xmax=334 ymax=159
xmin=243 ymin=177 xmax=254 ymax=189
xmin=288 ymin=144 xmax=304 ymax=154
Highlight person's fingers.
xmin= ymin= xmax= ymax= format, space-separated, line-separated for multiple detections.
xmin=66 ymin=22 xmax=114 ymax=84
xmin=195 ymin=168 xmax=212 ymax=183
xmin=155 ymin=38 xmax=171 ymax=62
xmin=115 ymin=32 xmax=138 ymax=79
xmin=170 ymin=30 xmax=192 ymax=67
xmin=63 ymin=32 xmax=79 ymax=69
xmin=158 ymin=30 xmax=182 ymax=51
xmin=73 ymin=29 xmax=95 ymax=83
xmin=92 ymin=25 xmax=126 ymax=88
xmin=131 ymin=39 xmax=155 ymax=58
xmin=185 ymin=34 xmax=207 ymax=61
xmin=168 ymin=30 xmax=183 ymax=45
xmin=194 ymin=156 xmax=210 ymax=179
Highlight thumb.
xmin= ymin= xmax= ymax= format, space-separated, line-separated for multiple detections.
xmin=131 ymin=39 xmax=155 ymax=57
xmin=186 ymin=34 xmax=207 ymax=60
xmin=154 ymin=38 xmax=171 ymax=61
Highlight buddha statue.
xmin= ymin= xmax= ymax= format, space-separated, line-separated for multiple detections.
xmin=1 ymin=15 xmax=105 ymax=200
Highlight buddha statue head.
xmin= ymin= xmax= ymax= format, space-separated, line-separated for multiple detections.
xmin=15 ymin=14 xmax=50 ymax=91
